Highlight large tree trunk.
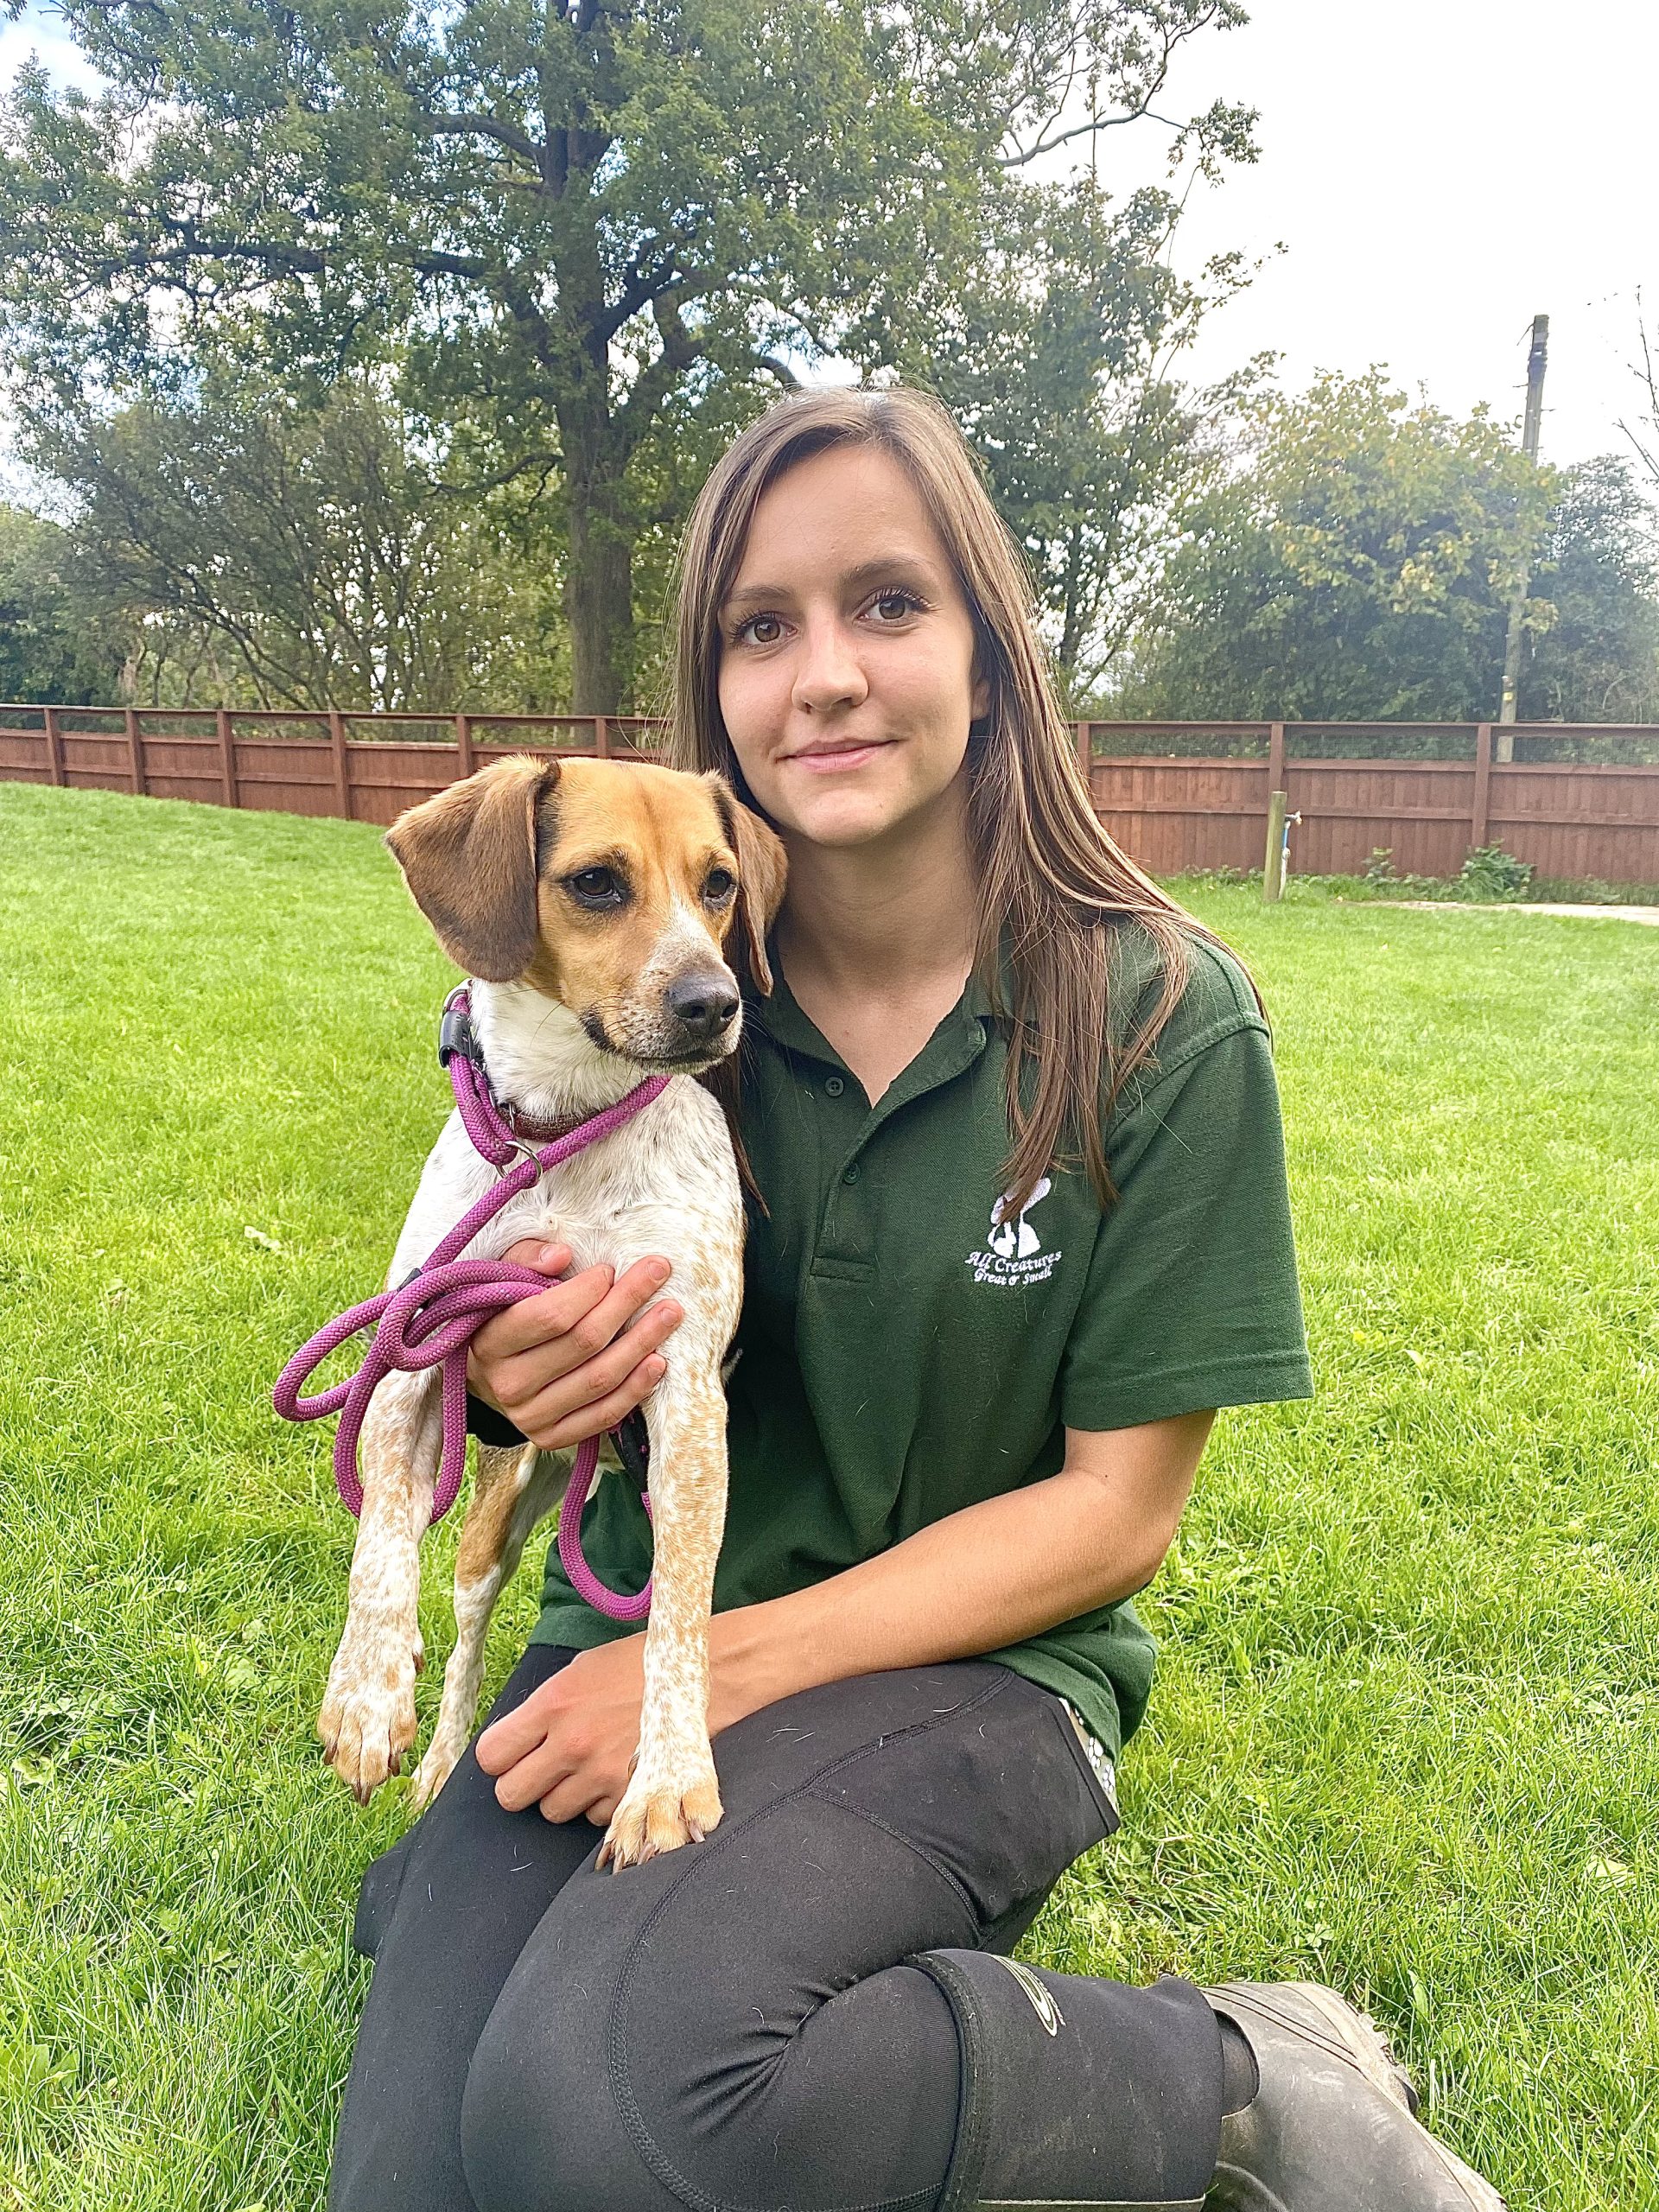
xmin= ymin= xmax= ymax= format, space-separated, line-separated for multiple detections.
xmin=565 ymin=486 xmax=633 ymax=714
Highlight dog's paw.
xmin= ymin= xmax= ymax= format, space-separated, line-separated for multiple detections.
xmin=318 ymin=1633 xmax=420 ymax=1804
xmin=410 ymin=1727 xmax=466 ymax=1811
xmin=598 ymin=1765 xmax=723 ymax=1871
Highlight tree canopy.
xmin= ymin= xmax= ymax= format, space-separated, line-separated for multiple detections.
xmin=1115 ymin=372 xmax=1558 ymax=721
xmin=0 ymin=0 xmax=1254 ymax=709
xmin=1522 ymin=458 xmax=1659 ymax=724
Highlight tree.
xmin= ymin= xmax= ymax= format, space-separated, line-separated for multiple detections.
xmin=926 ymin=175 xmax=1262 ymax=702
xmin=0 ymin=0 xmax=1253 ymax=709
xmin=44 ymin=370 xmax=569 ymax=709
xmin=1521 ymin=458 xmax=1659 ymax=724
xmin=1116 ymin=371 xmax=1554 ymax=721
xmin=0 ymin=504 xmax=127 ymax=703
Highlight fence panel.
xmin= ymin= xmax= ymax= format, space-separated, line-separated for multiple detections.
xmin=1088 ymin=758 xmax=1268 ymax=874
xmin=4 ymin=707 xmax=1658 ymax=887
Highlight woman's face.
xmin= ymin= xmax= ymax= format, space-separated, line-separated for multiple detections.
xmin=715 ymin=443 xmax=989 ymax=851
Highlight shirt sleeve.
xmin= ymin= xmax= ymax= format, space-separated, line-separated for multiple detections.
xmin=1058 ymin=1014 xmax=1314 ymax=1432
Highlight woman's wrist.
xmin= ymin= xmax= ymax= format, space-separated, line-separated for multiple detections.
xmin=708 ymin=1596 xmax=823 ymax=1732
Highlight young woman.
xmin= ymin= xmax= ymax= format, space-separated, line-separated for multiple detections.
xmin=328 ymin=390 xmax=1501 ymax=2212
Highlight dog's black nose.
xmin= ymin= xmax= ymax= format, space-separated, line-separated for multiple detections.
xmin=666 ymin=972 xmax=741 ymax=1043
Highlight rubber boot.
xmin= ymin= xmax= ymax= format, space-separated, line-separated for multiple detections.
xmin=1204 ymin=1981 xmax=1506 ymax=2209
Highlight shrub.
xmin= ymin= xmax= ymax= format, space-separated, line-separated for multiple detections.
xmin=1458 ymin=842 xmax=1535 ymax=900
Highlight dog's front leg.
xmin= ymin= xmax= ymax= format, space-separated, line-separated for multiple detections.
xmin=412 ymin=1441 xmax=573 ymax=1808
xmin=599 ymin=1376 xmax=728 ymax=1869
xmin=319 ymin=1366 xmax=439 ymax=1802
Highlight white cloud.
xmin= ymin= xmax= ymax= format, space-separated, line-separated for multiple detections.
xmin=0 ymin=3 xmax=104 ymax=93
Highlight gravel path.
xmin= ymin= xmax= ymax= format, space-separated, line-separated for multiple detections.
xmin=1394 ymin=900 xmax=1659 ymax=925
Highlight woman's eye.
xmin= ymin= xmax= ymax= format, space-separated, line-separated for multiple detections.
xmin=703 ymin=868 xmax=737 ymax=904
xmin=871 ymin=589 xmax=922 ymax=622
xmin=569 ymin=866 xmax=624 ymax=905
xmin=734 ymin=613 xmax=784 ymax=645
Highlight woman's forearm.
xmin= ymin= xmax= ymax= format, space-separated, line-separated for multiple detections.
xmin=709 ymin=1409 xmax=1215 ymax=1726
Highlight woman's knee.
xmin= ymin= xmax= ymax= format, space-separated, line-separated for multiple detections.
xmin=460 ymin=1961 xmax=680 ymax=2212
xmin=459 ymin=1895 xmax=957 ymax=2212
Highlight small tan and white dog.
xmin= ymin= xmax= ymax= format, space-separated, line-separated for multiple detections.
xmin=316 ymin=752 xmax=785 ymax=1868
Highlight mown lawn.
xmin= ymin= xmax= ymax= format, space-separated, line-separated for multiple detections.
xmin=2 ymin=781 xmax=1656 ymax=2212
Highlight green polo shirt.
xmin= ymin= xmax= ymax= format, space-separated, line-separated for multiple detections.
xmin=531 ymin=919 xmax=1313 ymax=1759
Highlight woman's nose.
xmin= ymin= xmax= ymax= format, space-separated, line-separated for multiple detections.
xmin=791 ymin=617 xmax=868 ymax=714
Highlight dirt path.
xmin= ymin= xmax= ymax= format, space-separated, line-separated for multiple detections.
xmin=1395 ymin=900 xmax=1659 ymax=925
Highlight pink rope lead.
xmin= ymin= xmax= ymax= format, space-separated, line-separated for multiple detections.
xmin=273 ymin=988 xmax=669 ymax=1620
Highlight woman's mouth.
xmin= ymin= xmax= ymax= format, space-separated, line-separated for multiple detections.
xmin=787 ymin=738 xmax=894 ymax=773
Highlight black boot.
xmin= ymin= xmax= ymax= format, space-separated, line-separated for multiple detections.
xmin=1203 ymin=1981 xmax=1505 ymax=2209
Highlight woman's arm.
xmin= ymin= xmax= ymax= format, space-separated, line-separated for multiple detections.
xmin=477 ymin=1408 xmax=1214 ymax=1821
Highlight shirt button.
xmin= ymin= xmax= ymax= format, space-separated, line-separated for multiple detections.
xmin=824 ymin=1076 xmax=845 ymax=1097
xmin=842 ymin=1162 xmax=861 ymax=1185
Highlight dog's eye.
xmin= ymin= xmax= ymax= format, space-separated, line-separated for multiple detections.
xmin=568 ymin=866 xmax=626 ymax=907
xmin=702 ymin=868 xmax=737 ymax=905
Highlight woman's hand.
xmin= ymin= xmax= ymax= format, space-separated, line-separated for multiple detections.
xmin=476 ymin=1636 xmax=649 ymax=1823
xmin=474 ymin=1621 xmax=774 ymax=1825
xmin=467 ymin=1239 xmax=683 ymax=1452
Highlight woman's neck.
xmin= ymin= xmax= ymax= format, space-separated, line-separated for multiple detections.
xmin=774 ymin=781 xmax=978 ymax=1001
xmin=772 ymin=781 xmax=980 ymax=1103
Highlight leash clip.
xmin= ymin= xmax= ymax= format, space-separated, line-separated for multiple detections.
xmin=438 ymin=986 xmax=480 ymax=1071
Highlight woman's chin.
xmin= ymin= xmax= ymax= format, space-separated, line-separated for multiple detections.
xmin=773 ymin=770 xmax=964 ymax=852
xmin=784 ymin=793 xmax=914 ymax=849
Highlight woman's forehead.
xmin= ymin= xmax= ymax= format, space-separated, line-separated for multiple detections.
xmin=731 ymin=444 xmax=951 ymax=583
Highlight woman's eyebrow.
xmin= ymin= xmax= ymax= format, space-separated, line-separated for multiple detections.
xmin=721 ymin=554 xmax=941 ymax=614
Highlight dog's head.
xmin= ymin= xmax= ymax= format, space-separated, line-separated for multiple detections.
xmin=385 ymin=754 xmax=787 ymax=1071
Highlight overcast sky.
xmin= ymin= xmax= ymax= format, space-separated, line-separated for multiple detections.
xmin=1093 ymin=0 xmax=1658 ymax=469
xmin=3 ymin=0 xmax=1655 ymax=474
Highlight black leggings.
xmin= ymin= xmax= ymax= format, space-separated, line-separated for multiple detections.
xmin=330 ymin=1647 xmax=1224 ymax=2212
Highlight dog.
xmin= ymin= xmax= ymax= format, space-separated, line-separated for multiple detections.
xmin=315 ymin=752 xmax=785 ymax=1868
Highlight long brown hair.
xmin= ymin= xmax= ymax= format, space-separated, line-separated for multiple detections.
xmin=666 ymin=385 xmax=1258 ymax=1210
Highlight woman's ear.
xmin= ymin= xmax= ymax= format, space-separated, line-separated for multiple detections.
xmin=705 ymin=772 xmax=788 ymax=995
xmin=385 ymin=754 xmax=561 ymax=980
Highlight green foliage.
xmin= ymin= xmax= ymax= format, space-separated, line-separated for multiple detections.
xmin=41 ymin=369 xmax=569 ymax=709
xmin=925 ymin=178 xmax=1261 ymax=699
xmin=1117 ymin=371 xmax=1556 ymax=721
xmin=0 ymin=504 xmax=126 ymax=703
xmin=1520 ymin=458 xmax=1659 ymax=723
xmin=3 ymin=786 xmax=1657 ymax=2209
xmin=1457 ymin=842 xmax=1535 ymax=900
xmin=1357 ymin=842 xmax=1535 ymax=903
xmin=0 ymin=0 xmax=1255 ymax=710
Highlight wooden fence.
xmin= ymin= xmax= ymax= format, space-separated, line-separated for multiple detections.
xmin=4 ymin=705 xmax=1658 ymax=887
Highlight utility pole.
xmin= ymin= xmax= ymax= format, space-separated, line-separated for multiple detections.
xmin=1497 ymin=313 xmax=1549 ymax=760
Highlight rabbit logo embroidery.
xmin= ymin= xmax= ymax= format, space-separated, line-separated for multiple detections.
xmin=968 ymin=1178 xmax=1060 ymax=1287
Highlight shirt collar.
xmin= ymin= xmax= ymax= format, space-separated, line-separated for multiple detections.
xmin=747 ymin=938 xmax=997 ymax=1084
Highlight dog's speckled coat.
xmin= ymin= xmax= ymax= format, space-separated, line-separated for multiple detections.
xmin=317 ymin=754 xmax=785 ymax=1868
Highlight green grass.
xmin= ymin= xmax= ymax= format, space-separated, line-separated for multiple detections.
xmin=3 ymin=783 xmax=1656 ymax=2211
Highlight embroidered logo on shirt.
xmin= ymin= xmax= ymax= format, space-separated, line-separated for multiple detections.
xmin=967 ymin=1179 xmax=1062 ymax=1287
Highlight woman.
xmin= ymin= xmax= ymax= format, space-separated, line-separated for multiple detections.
xmin=329 ymin=390 xmax=1501 ymax=2212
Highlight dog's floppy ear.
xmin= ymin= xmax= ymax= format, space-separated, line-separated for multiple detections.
xmin=385 ymin=754 xmax=561 ymax=981
xmin=706 ymin=773 xmax=787 ymax=995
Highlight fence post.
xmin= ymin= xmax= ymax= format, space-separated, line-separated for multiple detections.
xmin=1471 ymin=721 xmax=1493 ymax=850
xmin=454 ymin=710 xmax=474 ymax=783
xmin=43 ymin=704 xmax=66 ymax=787
xmin=1262 ymin=788 xmax=1288 ymax=902
xmin=590 ymin=713 xmax=608 ymax=759
xmin=216 ymin=707 xmax=237 ymax=808
xmin=327 ymin=709 xmax=351 ymax=818
xmin=124 ymin=707 xmax=146 ymax=797
xmin=1074 ymin=720 xmax=1092 ymax=791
